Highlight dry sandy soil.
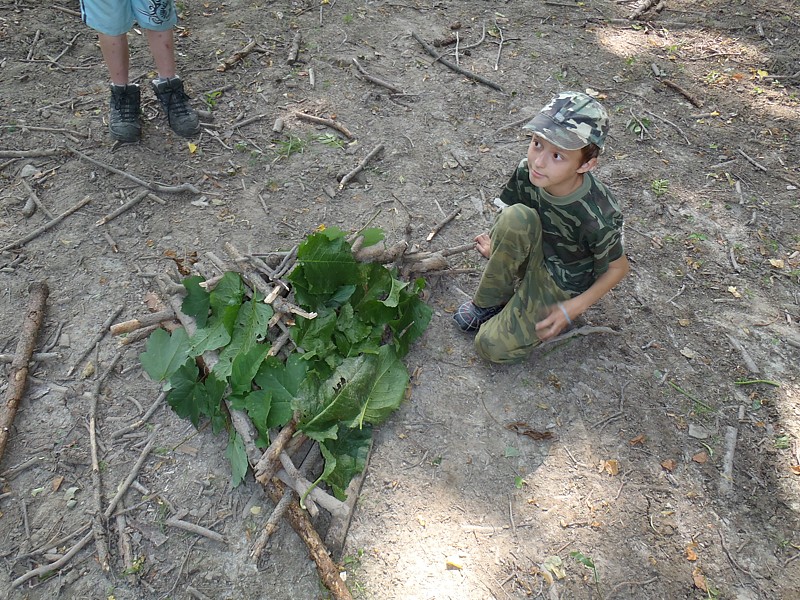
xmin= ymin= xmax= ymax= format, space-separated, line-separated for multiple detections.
xmin=1 ymin=1 xmax=799 ymax=599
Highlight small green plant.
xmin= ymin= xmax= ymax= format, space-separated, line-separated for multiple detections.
xmin=775 ymin=435 xmax=790 ymax=450
xmin=514 ymin=476 xmax=526 ymax=489
xmin=687 ymin=233 xmax=708 ymax=242
xmin=625 ymin=117 xmax=651 ymax=136
xmin=316 ymin=133 xmax=345 ymax=149
xmin=651 ymin=179 xmax=670 ymax=197
xmin=343 ymin=13 xmax=354 ymax=24
xmin=122 ymin=555 xmax=146 ymax=576
xmin=234 ymin=141 xmax=249 ymax=152
xmin=625 ymin=55 xmax=636 ymax=66
xmin=570 ymin=550 xmax=600 ymax=594
xmin=274 ymin=135 xmax=307 ymax=159
xmin=204 ymin=90 xmax=223 ymax=109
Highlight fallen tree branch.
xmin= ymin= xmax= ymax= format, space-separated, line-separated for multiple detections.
xmin=661 ymin=79 xmax=703 ymax=108
xmin=254 ymin=419 xmax=298 ymax=484
xmin=0 ymin=282 xmax=49 ymax=463
xmin=95 ymin=189 xmax=149 ymax=226
xmin=0 ymin=195 xmax=91 ymax=253
xmin=165 ymin=517 xmax=225 ymax=543
xmin=287 ymin=31 xmax=302 ymax=65
xmin=294 ymin=111 xmax=355 ymax=140
xmin=0 ymin=352 xmax=59 ymax=364
xmin=0 ymin=149 xmax=63 ymax=159
xmin=20 ymin=178 xmax=55 ymax=219
xmin=68 ymin=147 xmax=201 ymax=194
xmin=426 ymin=207 xmax=460 ymax=242
xmin=110 ymin=309 xmax=175 ymax=336
xmin=352 ymin=58 xmax=404 ymax=94
xmin=217 ymin=39 xmax=259 ymax=72
xmin=339 ymin=144 xmax=384 ymax=190
xmin=411 ymin=31 xmax=504 ymax=92
xmin=11 ymin=531 xmax=93 ymax=588
xmin=250 ymin=486 xmax=295 ymax=560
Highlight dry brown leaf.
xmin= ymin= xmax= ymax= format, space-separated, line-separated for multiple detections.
xmin=505 ymin=421 xmax=554 ymax=441
xmin=692 ymin=451 xmax=708 ymax=464
xmin=661 ymin=458 xmax=677 ymax=472
xmin=678 ymin=318 xmax=691 ymax=327
xmin=686 ymin=545 xmax=699 ymax=561
xmin=602 ymin=459 xmax=620 ymax=476
xmin=144 ymin=290 xmax=163 ymax=312
xmin=52 ymin=475 xmax=64 ymax=492
xmin=692 ymin=566 xmax=707 ymax=591
xmin=790 ymin=465 xmax=800 ymax=475
xmin=629 ymin=434 xmax=646 ymax=445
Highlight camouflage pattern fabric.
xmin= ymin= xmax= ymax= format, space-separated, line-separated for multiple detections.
xmin=498 ymin=162 xmax=624 ymax=295
xmin=523 ymin=91 xmax=609 ymax=151
xmin=473 ymin=204 xmax=571 ymax=363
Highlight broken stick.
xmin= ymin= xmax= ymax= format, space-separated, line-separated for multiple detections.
xmin=352 ymin=58 xmax=404 ymax=94
xmin=67 ymin=304 xmax=125 ymax=376
xmin=110 ymin=308 xmax=175 ymax=336
xmin=426 ymin=207 xmax=461 ymax=242
xmin=0 ymin=281 xmax=49 ymax=464
xmin=294 ymin=111 xmax=355 ymax=140
xmin=0 ymin=195 xmax=91 ymax=253
xmin=339 ymin=143 xmax=385 ymax=190
xmin=411 ymin=31 xmax=504 ymax=92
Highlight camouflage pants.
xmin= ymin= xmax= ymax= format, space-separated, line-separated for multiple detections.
xmin=473 ymin=204 xmax=570 ymax=363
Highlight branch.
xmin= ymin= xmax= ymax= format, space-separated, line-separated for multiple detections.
xmin=411 ymin=31 xmax=504 ymax=92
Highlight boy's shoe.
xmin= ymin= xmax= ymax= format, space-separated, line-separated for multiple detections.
xmin=109 ymin=84 xmax=142 ymax=142
xmin=453 ymin=301 xmax=504 ymax=332
xmin=151 ymin=77 xmax=201 ymax=138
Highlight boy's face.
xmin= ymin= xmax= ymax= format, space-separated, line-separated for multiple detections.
xmin=526 ymin=135 xmax=596 ymax=197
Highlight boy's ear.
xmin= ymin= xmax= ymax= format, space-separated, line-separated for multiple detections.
xmin=577 ymin=157 xmax=598 ymax=174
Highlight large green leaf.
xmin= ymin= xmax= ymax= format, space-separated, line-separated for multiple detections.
xmin=189 ymin=318 xmax=231 ymax=356
xmin=140 ymin=327 xmax=191 ymax=382
xmin=225 ymin=432 xmax=248 ymax=488
xmin=321 ymin=425 xmax=372 ymax=500
xmin=351 ymin=263 xmax=396 ymax=325
xmin=390 ymin=278 xmax=433 ymax=357
xmin=230 ymin=343 xmax=272 ymax=394
xmin=299 ymin=345 xmax=408 ymax=440
xmin=182 ymin=276 xmax=210 ymax=328
xmin=291 ymin=309 xmax=337 ymax=360
xmin=229 ymin=389 xmax=272 ymax=447
xmin=212 ymin=298 xmax=273 ymax=380
xmin=254 ymin=353 xmax=308 ymax=428
xmin=289 ymin=230 xmax=360 ymax=307
xmin=166 ymin=361 xmax=225 ymax=429
xmin=382 ymin=278 xmax=409 ymax=309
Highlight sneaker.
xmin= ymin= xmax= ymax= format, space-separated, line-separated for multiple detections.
xmin=453 ymin=301 xmax=504 ymax=332
xmin=151 ymin=77 xmax=200 ymax=138
xmin=109 ymin=84 xmax=141 ymax=142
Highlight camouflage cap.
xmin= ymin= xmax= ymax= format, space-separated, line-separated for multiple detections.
xmin=523 ymin=91 xmax=609 ymax=151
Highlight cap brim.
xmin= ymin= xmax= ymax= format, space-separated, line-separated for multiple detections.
xmin=522 ymin=113 xmax=586 ymax=151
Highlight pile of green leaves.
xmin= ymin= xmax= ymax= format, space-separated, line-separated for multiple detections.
xmin=140 ymin=226 xmax=432 ymax=497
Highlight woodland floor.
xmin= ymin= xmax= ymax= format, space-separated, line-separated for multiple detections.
xmin=1 ymin=1 xmax=799 ymax=599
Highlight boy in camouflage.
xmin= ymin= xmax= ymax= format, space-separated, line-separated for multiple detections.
xmin=453 ymin=91 xmax=629 ymax=363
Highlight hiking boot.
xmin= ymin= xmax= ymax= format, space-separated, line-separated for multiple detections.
xmin=109 ymin=84 xmax=141 ymax=142
xmin=453 ymin=301 xmax=504 ymax=332
xmin=151 ymin=77 xmax=200 ymax=138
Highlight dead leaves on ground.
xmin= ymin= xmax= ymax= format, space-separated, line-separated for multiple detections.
xmin=505 ymin=421 xmax=553 ymax=441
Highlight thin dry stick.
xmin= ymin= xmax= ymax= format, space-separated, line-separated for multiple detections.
xmin=0 ymin=194 xmax=91 ymax=253
xmin=217 ymin=38 xmax=259 ymax=72
xmin=26 ymin=30 xmax=41 ymax=61
xmin=0 ymin=149 xmax=62 ymax=159
xmin=642 ymin=108 xmax=691 ymax=145
xmin=629 ymin=0 xmax=659 ymax=19
xmin=110 ymin=308 xmax=175 ymax=336
xmin=250 ymin=486 xmax=295 ymax=560
xmin=231 ymin=112 xmax=270 ymax=130
xmin=294 ymin=111 xmax=355 ymax=140
xmin=411 ymin=31 xmax=504 ymax=92
xmin=165 ymin=518 xmax=225 ymax=543
xmin=68 ymin=147 xmax=200 ymax=194
xmin=339 ymin=144 xmax=385 ymax=190
xmin=736 ymin=148 xmax=768 ymax=172
xmin=0 ymin=352 xmax=59 ymax=364
xmin=719 ymin=425 xmax=738 ymax=496
xmin=352 ymin=58 xmax=404 ymax=94
xmin=254 ymin=419 xmax=298 ymax=484
xmin=0 ymin=282 xmax=49 ymax=462
xmin=493 ymin=21 xmax=505 ymax=71
xmin=11 ymin=532 xmax=93 ymax=588
xmin=19 ymin=178 xmax=55 ymax=219
xmin=661 ymin=79 xmax=703 ymax=107
xmin=426 ymin=207 xmax=461 ymax=242
xmin=110 ymin=391 xmax=166 ymax=440
xmin=104 ymin=428 xmax=159 ymax=519
xmin=95 ymin=189 xmax=149 ymax=226
xmin=67 ymin=304 xmax=125 ymax=376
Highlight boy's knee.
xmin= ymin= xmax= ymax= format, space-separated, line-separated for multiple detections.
xmin=475 ymin=326 xmax=524 ymax=364
xmin=493 ymin=204 xmax=541 ymax=238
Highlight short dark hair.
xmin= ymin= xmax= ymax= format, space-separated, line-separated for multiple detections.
xmin=581 ymin=143 xmax=601 ymax=163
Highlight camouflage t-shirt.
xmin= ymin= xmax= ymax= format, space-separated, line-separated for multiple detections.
xmin=498 ymin=158 xmax=625 ymax=294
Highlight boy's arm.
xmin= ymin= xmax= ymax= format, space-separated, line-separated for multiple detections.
xmin=535 ymin=254 xmax=629 ymax=341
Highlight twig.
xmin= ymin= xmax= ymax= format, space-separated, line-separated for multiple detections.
xmin=719 ymin=426 xmax=738 ymax=496
xmin=165 ymin=517 xmax=225 ymax=543
xmin=250 ymin=486 xmax=295 ymax=560
xmin=68 ymin=147 xmax=200 ymax=194
xmin=426 ymin=207 xmax=461 ymax=242
xmin=0 ymin=194 xmax=91 ymax=253
xmin=110 ymin=391 xmax=166 ymax=440
xmin=26 ymin=29 xmax=41 ymax=61
xmin=339 ymin=144 xmax=385 ymax=190
xmin=661 ymin=79 xmax=703 ymax=108
xmin=11 ymin=532 xmax=93 ymax=588
xmin=287 ymin=31 xmax=302 ymax=64
xmin=66 ymin=304 xmax=125 ymax=376
xmin=254 ymin=419 xmax=298 ymax=484
xmin=217 ymin=39 xmax=259 ymax=72
xmin=95 ymin=189 xmax=149 ymax=226
xmin=411 ymin=31 xmax=504 ymax=92
xmin=104 ymin=428 xmax=159 ymax=519
xmin=736 ymin=148 xmax=768 ymax=172
xmin=629 ymin=0 xmax=660 ymax=19
xmin=352 ymin=58 xmax=404 ymax=94
xmin=110 ymin=308 xmax=175 ymax=336
xmin=544 ymin=325 xmax=621 ymax=345
xmin=725 ymin=334 xmax=760 ymax=374
xmin=0 ymin=352 xmax=59 ymax=364
xmin=493 ymin=20 xmax=505 ymax=71
xmin=116 ymin=507 xmax=136 ymax=584
xmin=231 ymin=112 xmax=270 ymax=130
xmin=0 ymin=149 xmax=62 ymax=159
xmin=277 ymin=452 xmax=348 ymax=518
xmin=642 ymin=108 xmax=691 ymax=145
xmin=294 ymin=111 xmax=355 ymax=140
xmin=19 ymin=178 xmax=55 ymax=219
xmin=0 ymin=282 xmax=49 ymax=462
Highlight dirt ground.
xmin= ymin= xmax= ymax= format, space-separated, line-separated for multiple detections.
xmin=1 ymin=0 xmax=799 ymax=599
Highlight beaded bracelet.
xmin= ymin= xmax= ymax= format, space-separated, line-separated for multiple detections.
xmin=557 ymin=302 xmax=572 ymax=326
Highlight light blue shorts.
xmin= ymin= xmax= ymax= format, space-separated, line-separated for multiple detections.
xmin=80 ymin=0 xmax=177 ymax=36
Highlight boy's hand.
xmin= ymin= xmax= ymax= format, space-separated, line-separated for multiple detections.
xmin=475 ymin=233 xmax=491 ymax=258
xmin=535 ymin=302 xmax=572 ymax=341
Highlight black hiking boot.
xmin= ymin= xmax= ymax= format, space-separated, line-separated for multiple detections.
xmin=453 ymin=301 xmax=504 ymax=332
xmin=109 ymin=84 xmax=142 ymax=142
xmin=151 ymin=77 xmax=200 ymax=138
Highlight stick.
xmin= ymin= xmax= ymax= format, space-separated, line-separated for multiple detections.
xmin=250 ymin=486 xmax=295 ymax=560
xmin=277 ymin=452 xmax=348 ymax=518
xmin=217 ymin=39 xmax=259 ymax=72
xmin=411 ymin=31 xmax=504 ymax=92
xmin=629 ymin=0 xmax=660 ymax=19
xmin=165 ymin=517 xmax=225 ymax=543
xmin=264 ymin=480 xmax=353 ymax=600
xmin=68 ymin=147 xmax=200 ymax=194
xmin=116 ymin=507 xmax=136 ymax=584
xmin=0 ymin=195 xmax=91 ymax=253
xmin=287 ymin=31 xmax=302 ymax=64
xmin=11 ymin=531 xmax=93 ymax=588
xmin=294 ymin=111 xmax=355 ymax=140
xmin=0 ymin=149 xmax=62 ymax=159
xmin=67 ymin=304 xmax=125 ymax=377
xmin=719 ymin=425 xmax=738 ymax=496
xmin=725 ymin=334 xmax=760 ymax=374
xmin=254 ymin=419 xmax=298 ymax=484
xmin=0 ymin=282 xmax=49 ymax=463
xmin=95 ymin=189 xmax=149 ymax=226
xmin=426 ymin=207 xmax=460 ymax=242
xmin=0 ymin=352 xmax=59 ymax=364
xmin=104 ymin=428 xmax=158 ymax=519
xmin=339 ymin=144 xmax=384 ymax=190
xmin=736 ymin=148 xmax=768 ymax=172
xmin=19 ymin=178 xmax=55 ymax=219
xmin=352 ymin=58 xmax=404 ymax=94
xmin=641 ymin=108 xmax=691 ymax=145
xmin=661 ymin=79 xmax=703 ymax=108
xmin=110 ymin=391 xmax=166 ymax=440
xmin=110 ymin=309 xmax=175 ymax=336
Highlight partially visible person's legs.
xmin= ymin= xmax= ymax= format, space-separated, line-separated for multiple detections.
xmin=473 ymin=204 xmax=570 ymax=363
xmin=146 ymin=29 xmax=176 ymax=79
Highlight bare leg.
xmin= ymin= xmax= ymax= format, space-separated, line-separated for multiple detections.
xmin=146 ymin=29 xmax=177 ymax=79
xmin=98 ymin=34 xmax=130 ymax=85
